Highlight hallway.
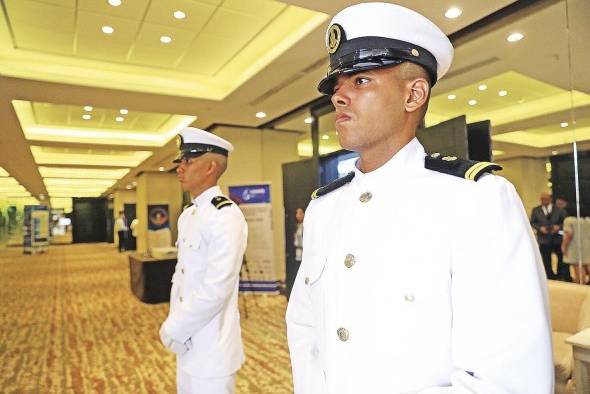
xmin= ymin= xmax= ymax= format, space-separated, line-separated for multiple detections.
xmin=0 ymin=243 xmax=292 ymax=393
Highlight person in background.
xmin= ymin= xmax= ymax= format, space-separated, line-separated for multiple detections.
xmin=531 ymin=192 xmax=570 ymax=281
xmin=160 ymin=127 xmax=247 ymax=394
xmin=114 ymin=210 xmax=128 ymax=252
xmin=286 ymin=3 xmax=552 ymax=393
xmin=562 ymin=207 xmax=590 ymax=284
xmin=129 ymin=217 xmax=139 ymax=251
xmin=287 ymin=208 xmax=305 ymax=298
xmin=555 ymin=195 xmax=568 ymax=211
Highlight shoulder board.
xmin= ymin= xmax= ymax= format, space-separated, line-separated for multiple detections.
xmin=311 ymin=171 xmax=355 ymax=200
xmin=425 ymin=153 xmax=502 ymax=181
xmin=211 ymin=196 xmax=233 ymax=210
xmin=182 ymin=203 xmax=193 ymax=211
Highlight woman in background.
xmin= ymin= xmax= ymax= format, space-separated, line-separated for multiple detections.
xmin=562 ymin=207 xmax=590 ymax=284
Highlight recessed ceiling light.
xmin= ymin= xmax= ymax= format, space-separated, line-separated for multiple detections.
xmin=498 ymin=90 xmax=508 ymax=97
xmin=159 ymin=167 xmax=165 ymax=172
xmin=304 ymin=117 xmax=313 ymax=124
xmin=468 ymin=99 xmax=477 ymax=106
xmin=445 ymin=7 xmax=462 ymax=19
xmin=478 ymin=84 xmax=487 ymax=91
xmin=84 ymin=105 xmax=93 ymax=111
xmin=102 ymin=26 xmax=114 ymax=34
xmin=132 ymin=181 xmax=137 ymax=186
xmin=322 ymin=134 xmax=329 ymax=140
xmin=255 ymin=112 xmax=267 ymax=119
xmin=115 ymin=116 xmax=124 ymax=122
xmin=126 ymin=184 xmax=132 ymax=189
xmin=507 ymin=32 xmax=524 ymax=42
xmin=119 ymin=108 xmax=128 ymax=114
xmin=561 ymin=122 xmax=568 ymax=128
xmin=173 ymin=10 xmax=186 ymax=19
xmin=82 ymin=114 xmax=92 ymax=120
xmin=160 ymin=36 xmax=172 ymax=44
xmin=108 ymin=0 xmax=122 ymax=6
xmin=447 ymin=94 xmax=457 ymax=100
xmin=551 ymin=151 xmax=558 ymax=155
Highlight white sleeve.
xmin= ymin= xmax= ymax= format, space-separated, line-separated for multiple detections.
xmin=163 ymin=209 xmax=247 ymax=342
xmin=419 ymin=176 xmax=553 ymax=394
xmin=286 ymin=208 xmax=324 ymax=394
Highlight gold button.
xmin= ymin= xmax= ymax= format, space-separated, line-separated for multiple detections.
xmin=179 ymin=296 xmax=183 ymax=303
xmin=411 ymin=48 xmax=420 ymax=57
xmin=304 ymin=277 xmax=310 ymax=285
xmin=359 ymin=192 xmax=372 ymax=203
xmin=344 ymin=254 xmax=355 ymax=268
xmin=337 ymin=327 xmax=349 ymax=342
xmin=442 ymin=156 xmax=457 ymax=161
xmin=404 ymin=294 xmax=415 ymax=302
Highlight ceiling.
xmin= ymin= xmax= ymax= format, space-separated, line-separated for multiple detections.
xmin=0 ymin=0 xmax=588 ymax=205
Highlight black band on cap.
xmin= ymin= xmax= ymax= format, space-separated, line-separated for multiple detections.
xmin=172 ymin=143 xmax=228 ymax=163
xmin=318 ymin=36 xmax=438 ymax=95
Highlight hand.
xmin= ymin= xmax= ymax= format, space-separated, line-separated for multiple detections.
xmin=539 ymin=226 xmax=549 ymax=235
xmin=160 ymin=325 xmax=192 ymax=355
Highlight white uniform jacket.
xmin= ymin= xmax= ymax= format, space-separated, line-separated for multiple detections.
xmin=286 ymin=138 xmax=553 ymax=394
xmin=163 ymin=185 xmax=248 ymax=378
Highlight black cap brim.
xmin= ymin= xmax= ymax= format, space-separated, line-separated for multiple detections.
xmin=318 ymin=37 xmax=438 ymax=95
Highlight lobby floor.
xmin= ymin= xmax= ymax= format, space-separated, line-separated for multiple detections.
xmin=0 ymin=243 xmax=293 ymax=394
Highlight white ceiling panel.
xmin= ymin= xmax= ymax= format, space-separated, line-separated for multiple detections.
xmin=144 ymin=0 xmax=217 ymax=32
xmin=78 ymin=0 xmax=150 ymax=20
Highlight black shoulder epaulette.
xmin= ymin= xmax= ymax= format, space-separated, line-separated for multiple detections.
xmin=425 ymin=153 xmax=502 ymax=181
xmin=211 ymin=196 xmax=233 ymax=209
xmin=311 ymin=171 xmax=355 ymax=200
xmin=183 ymin=203 xmax=193 ymax=211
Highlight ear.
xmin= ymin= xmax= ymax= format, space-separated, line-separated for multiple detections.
xmin=405 ymin=78 xmax=429 ymax=113
xmin=206 ymin=159 xmax=218 ymax=176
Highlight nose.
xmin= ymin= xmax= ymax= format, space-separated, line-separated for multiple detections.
xmin=331 ymin=80 xmax=350 ymax=108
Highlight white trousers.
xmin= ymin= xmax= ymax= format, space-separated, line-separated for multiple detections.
xmin=176 ymin=368 xmax=236 ymax=394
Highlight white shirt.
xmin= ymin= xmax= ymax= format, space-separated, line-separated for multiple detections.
xmin=162 ymin=185 xmax=248 ymax=378
xmin=542 ymin=204 xmax=553 ymax=216
xmin=286 ymin=138 xmax=553 ymax=394
xmin=115 ymin=217 xmax=128 ymax=231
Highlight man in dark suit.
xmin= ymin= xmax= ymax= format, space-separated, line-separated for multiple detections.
xmin=531 ymin=192 xmax=570 ymax=281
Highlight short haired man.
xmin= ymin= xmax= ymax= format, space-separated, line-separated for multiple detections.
xmin=286 ymin=3 xmax=552 ymax=393
xmin=531 ymin=192 xmax=569 ymax=281
xmin=160 ymin=127 xmax=248 ymax=394
xmin=114 ymin=210 xmax=128 ymax=252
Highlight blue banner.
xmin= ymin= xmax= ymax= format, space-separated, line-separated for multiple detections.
xmin=228 ymin=184 xmax=270 ymax=205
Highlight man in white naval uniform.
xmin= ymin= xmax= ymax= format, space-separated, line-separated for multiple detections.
xmin=160 ymin=127 xmax=248 ymax=394
xmin=286 ymin=3 xmax=553 ymax=394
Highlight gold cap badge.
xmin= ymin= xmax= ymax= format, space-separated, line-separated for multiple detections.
xmin=327 ymin=24 xmax=343 ymax=54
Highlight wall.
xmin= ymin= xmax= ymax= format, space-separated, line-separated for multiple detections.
xmin=497 ymin=157 xmax=549 ymax=216
xmin=136 ymin=172 xmax=182 ymax=254
xmin=214 ymin=126 xmax=301 ymax=281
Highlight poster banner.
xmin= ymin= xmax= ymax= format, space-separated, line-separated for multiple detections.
xmin=24 ymin=205 xmax=49 ymax=254
xmin=229 ymin=184 xmax=278 ymax=293
xmin=147 ymin=204 xmax=171 ymax=248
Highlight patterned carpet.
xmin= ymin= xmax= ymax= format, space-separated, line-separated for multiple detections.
xmin=0 ymin=243 xmax=293 ymax=393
